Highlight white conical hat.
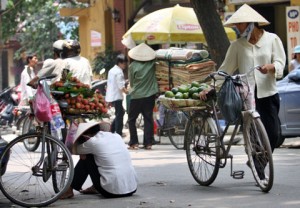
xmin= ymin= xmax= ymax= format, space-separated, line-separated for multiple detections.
xmin=224 ymin=4 xmax=270 ymax=27
xmin=128 ymin=43 xmax=156 ymax=61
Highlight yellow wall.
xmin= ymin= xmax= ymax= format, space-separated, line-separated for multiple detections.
xmin=291 ymin=0 xmax=300 ymax=5
xmin=60 ymin=0 xmax=114 ymax=62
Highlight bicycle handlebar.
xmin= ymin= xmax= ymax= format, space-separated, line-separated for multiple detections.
xmin=203 ymin=65 xmax=261 ymax=82
xmin=38 ymin=74 xmax=57 ymax=83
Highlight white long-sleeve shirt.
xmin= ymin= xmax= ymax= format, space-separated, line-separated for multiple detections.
xmin=76 ymin=131 xmax=138 ymax=195
xmin=20 ymin=66 xmax=36 ymax=102
xmin=219 ymin=30 xmax=286 ymax=99
xmin=105 ymin=65 xmax=126 ymax=102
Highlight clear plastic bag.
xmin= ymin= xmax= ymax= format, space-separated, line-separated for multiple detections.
xmin=50 ymin=98 xmax=65 ymax=140
xmin=32 ymin=85 xmax=52 ymax=122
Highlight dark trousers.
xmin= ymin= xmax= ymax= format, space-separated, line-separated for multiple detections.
xmin=255 ymin=92 xmax=280 ymax=152
xmin=128 ymin=94 xmax=156 ymax=146
xmin=111 ymin=99 xmax=125 ymax=136
xmin=254 ymin=91 xmax=280 ymax=180
xmin=71 ymin=154 xmax=136 ymax=198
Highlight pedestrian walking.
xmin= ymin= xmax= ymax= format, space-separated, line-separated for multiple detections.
xmin=19 ymin=53 xmax=38 ymax=106
xmin=127 ymin=43 xmax=159 ymax=150
xmin=105 ymin=54 xmax=128 ymax=137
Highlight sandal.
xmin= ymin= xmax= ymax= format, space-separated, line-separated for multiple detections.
xmin=128 ymin=144 xmax=139 ymax=150
xmin=144 ymin=145 xmax=152 ymax=150
xmin=80 ymin=185 xmax=99 ymax=194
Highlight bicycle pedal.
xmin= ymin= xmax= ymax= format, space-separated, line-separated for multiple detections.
xmin=232 ymin=170 xmax=244 ymax=179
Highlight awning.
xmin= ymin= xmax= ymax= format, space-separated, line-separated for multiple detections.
xmin=228 ymin=0 xmax=289 ymax=4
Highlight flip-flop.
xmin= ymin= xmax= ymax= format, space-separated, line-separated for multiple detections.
xmin=80 ymin=186 xmax=99 ymax=194
xmin=144 ymin=145 xmax=152 ymax=150
xmin=128 ymin=144 xmax=139 ymax=150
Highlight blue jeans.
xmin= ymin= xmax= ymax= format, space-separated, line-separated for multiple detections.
xmin=111 ymin=99 xmax=125 ymax=136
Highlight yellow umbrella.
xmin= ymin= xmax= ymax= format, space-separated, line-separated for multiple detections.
xmin=122 ymin=4 xmax=237 ymax=48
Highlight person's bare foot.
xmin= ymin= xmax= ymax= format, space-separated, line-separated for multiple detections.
xmin=80 ymin=185 xmax=99 ymax=194
xmin=60 ymin=187 xmax=74 ymax=199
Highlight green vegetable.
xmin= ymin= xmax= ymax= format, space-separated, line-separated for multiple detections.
xmin=178 ymin=85 xmax=189 ymax=93
xmin=165 ymin=91 xmax=175 ymax=98
xmin=192 ymin=92 xmax=200 ymax=100
xmin=189 ymin=87 xmax=199 ymax=96
xmin=191 ymin=81 xmax=200 ymax=88
xmin=171 ymin=87 xmax=179 ymax=94
xmin=183 ymin=92 xmax=189 ymax=99
xmin=175 ymin=92 xmax=183 ymax=99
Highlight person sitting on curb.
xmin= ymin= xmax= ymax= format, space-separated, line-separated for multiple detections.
xmin=60 ymin=121 xmax=138 ymax=199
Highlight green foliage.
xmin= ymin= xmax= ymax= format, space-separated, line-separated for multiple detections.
xmin=1 ymin=0 xmax=80 ymax=60
xmin=92 ymin=46 xmax=120 ymax=78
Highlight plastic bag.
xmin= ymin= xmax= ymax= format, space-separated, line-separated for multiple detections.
xmin=32 ymin=85 xmax=52 ymax=122
xmin=65 ymin=121 xmax=79 ymax=153
xmin=217 ymin=77 xmax=242 ymax=123
xmin=50 ymin=98 xmax=65 ymax=140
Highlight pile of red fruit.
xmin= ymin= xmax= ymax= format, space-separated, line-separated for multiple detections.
xmin=63 ymin=92 xmax=107 ymax=114
xmin=51 ymin=74 xmax=107 ymax=115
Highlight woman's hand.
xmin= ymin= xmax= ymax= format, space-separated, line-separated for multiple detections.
xmin=199 ymin=86 xmax=212 ymax=101
xmin=258 ymin=64 xmax=275 ymax=74
xmin=27 ymin=76 xmax=39 ymax=89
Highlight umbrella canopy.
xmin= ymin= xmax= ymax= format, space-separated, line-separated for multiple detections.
xmin=122 ymin=4 xmax=237 ymax=48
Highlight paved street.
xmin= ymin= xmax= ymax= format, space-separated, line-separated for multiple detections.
xmin=0 ymin=130 xmax=300 ymax=208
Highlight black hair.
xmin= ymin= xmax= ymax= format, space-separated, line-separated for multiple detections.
xmin=116 ymin=54 xmax=128 ymax=65
xmin=26 ymin=53 xmax=37 ymax=64
xmin=254 ymin=22 xmax=263 ymax=29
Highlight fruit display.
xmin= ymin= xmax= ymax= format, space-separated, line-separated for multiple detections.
xmin=164 ymin=81 xmax=209 ymax=100
xmin=51 ymin=73 xmax=108 ymax=116
xmin=159 ymin=81 xmax=209 ymax=109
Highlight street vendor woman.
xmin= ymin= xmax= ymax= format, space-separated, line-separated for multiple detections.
xmin=200 ymin=4 xmax=286 ymax=154
xmin=60 ymin=121 xmax=138 ymax=199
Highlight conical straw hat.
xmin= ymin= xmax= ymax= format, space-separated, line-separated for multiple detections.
xmin=224 ymin=4 xmax=270 ymax=27
xmin=128 ymin=43 xmax=156 ymax=61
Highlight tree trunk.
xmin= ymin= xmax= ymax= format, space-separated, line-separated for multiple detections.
xmin=190 ymin=0 xmax=230 ymax=68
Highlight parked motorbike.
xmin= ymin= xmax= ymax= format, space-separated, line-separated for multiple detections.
xmin=0 ymin=86 xmax=19 ymax=126
xmin=91 ymin=79 xmax=107 ymax=96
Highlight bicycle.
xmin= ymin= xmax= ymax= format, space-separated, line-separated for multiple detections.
xmin=155 ymin=101 xmax=188 ymax=149
xmin=0 ymin=75 xmax=74 ymax=207
xmin=184 ymin=67 xmax=274 ymax=192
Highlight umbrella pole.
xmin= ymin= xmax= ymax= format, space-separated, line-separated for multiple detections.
xmin=168 ymin=61 xmax=173 ymax=90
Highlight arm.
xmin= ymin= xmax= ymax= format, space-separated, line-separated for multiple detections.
xmin=260 ymin=35 xmax=286 ymax=78
xmin=116 ymin=73 xmax=128 ymax=94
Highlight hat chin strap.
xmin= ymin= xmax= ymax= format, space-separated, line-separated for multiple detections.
xmin=240 ymin=22 xmax=254 ymax=41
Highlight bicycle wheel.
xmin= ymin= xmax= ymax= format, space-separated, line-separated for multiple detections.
xmin=185 ymin=114 xmax=220 ymax=186
xmin=22 ymin=116 xmax=41 ymax=152
xmin=243 ymin=114 xmax=274 ymax=192
xmin=0 ymin=133 xmax=74 ymax=207
xmin=167 ymin=111 xmax=187 ymax=149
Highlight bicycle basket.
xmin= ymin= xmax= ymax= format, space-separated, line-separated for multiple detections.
xmin=217 ymin=77 xmax=242 ymax=123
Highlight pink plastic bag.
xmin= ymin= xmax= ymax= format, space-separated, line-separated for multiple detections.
xmin=32 ymin=85 xmax=52 ymax=122
xmin=65 ymin=121 xmax=79 ymax=154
